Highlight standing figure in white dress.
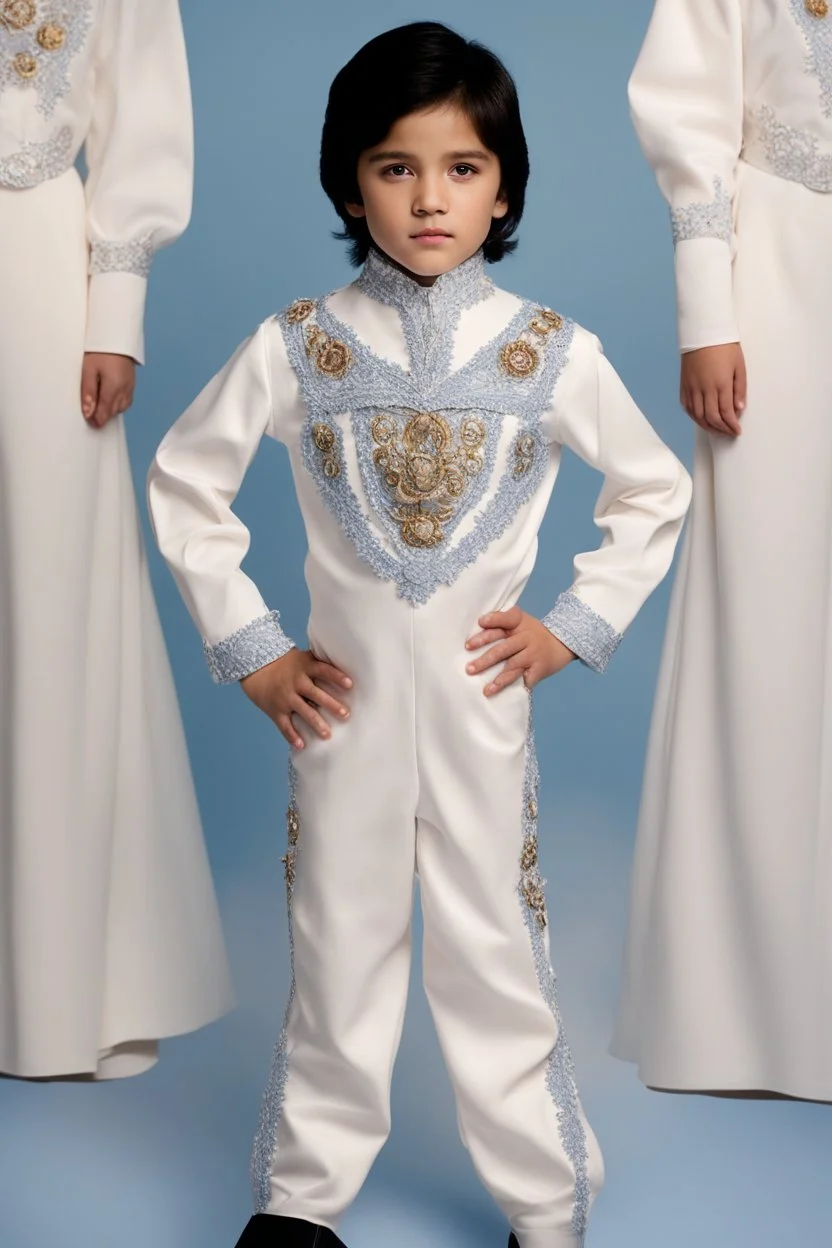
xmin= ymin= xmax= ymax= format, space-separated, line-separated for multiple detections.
xmin=612 ymin=0 xmax=832 ymax=1100
xmin=0 ymin=0 xmax=232 ymax=1080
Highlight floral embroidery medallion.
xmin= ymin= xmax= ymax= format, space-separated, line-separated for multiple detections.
xmin=12 ymin=47 xmax=34 ymax=75
xmin=0 ymin=0 xmax=35 ymax=30
xmin=513 ymin=433 xmax=537 ymax=478
xmin=371 ymin=411 xmax=486 ymax=549
xmin=305 ymin=323 xmax=352 ymax=380
xmin=806 ymin=0 xmax=829 ymax=17
xmin=500 ymin=339 xmax=539 ymax=379
xmin=287 ymin=298 xmax=316 ymax=325
xmin=311 ymin=422 xmax=341 ymax=479
xmin=36 ymin=19 xmax=63 ymax=49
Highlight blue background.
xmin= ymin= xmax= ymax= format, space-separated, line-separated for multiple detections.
xmin=2 ymin=2 xmax=831 ymax=1246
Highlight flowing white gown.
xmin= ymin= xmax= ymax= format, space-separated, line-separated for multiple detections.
xmin=611 ymin=0 xmax=832 ymax=1099
xmin=0 ymin=0 xmax=232 ymax=1079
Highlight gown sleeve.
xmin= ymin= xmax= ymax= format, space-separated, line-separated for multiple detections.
xmin=628 ymin=0 xmax=745 ymax=352
xmin=83 ymin=0 xmax=193 ymax=364
xmin=147 ymin=321 xmax=300 ymax=684
xmin=542 ymin=330 xmax=692 ymax=672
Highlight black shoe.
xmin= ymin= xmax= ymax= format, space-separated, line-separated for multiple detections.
xmin=234 ymin=1214 xmax=348 ymax=1247
xmin=508 ymin=1236 xmax=520 ymax=1248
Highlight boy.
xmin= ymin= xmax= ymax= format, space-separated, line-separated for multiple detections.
xmin=148 ymin=22 xmax=690 ymax=1247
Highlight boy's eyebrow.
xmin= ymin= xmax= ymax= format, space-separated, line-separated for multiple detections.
xmin=366 ymin=148 xmax=493 ymax=164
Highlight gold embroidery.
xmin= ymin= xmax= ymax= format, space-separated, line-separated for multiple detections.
xmin=287 ymin=298 xmax=315 ymax=325
xmin=282 ymin=803 xmax=300 ymax=891
xmin=500 ymin=340 xmax=539 ymax=379
xmin=500 ymin=307 xmax=564 ymax=379
xmin=304 ymin=323 xmax=352 ymax=379
xmin=514 ymin=433 xmax=537 ymax=478
xmin=0 ymin=0 xmax=36 ymax=30
xmin=806 ymin=0 xmax=829 ymax=16
xmin=12 ymin=50 xmax=37 ymax=78
xmin=311 ymin=422 xmax=341 ymax=479
xmin=36 ymin=21 xmax=65 ymax=50
xmin=522 ymin=875 xmax=547 ymax=930
xmin=371 ymin=411 xmax=486 ymax=549
xmin=520 ymin=836 xmax=538 ymax=873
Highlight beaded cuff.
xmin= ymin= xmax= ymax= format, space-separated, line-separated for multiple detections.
xmin=89 ymin=235 xmax=154 ymax=280
xmin=203 ymin=610 xmax=295 ymax=684
xmin=543 ymin=591 xmax=621 ymax=674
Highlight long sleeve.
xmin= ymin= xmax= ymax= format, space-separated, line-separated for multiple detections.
xmin=147 ymin=322 xmax=296 ymax=684
xmin=83 ymin=0 xmax=193 ymax=364
xmin=543 ymin=330 xmax=692 ymax=672
xmin=629 ymin=0 xmax=744 ymax=352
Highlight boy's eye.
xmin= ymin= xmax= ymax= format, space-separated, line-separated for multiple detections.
xmin=452 ymin=164 xmax=477 ymax=177
xmin=384 ymin=165 xmax=410 ymax=178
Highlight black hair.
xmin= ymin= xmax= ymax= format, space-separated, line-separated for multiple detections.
xmin=320 ymin=22 xmax=530 ymax=266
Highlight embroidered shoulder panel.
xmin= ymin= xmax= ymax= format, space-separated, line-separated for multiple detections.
xmin=279 ymin=295 xmax=575 ymax=606
xmin=0 ymin=0 xmax=91 ymax=117
xmin=789 ymin=0 xmax=832 ymax=118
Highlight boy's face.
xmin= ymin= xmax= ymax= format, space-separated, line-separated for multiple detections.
xmin=346 ymin=102 xmax=508 ymax=284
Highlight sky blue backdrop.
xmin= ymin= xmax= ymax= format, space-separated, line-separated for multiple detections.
xmin=2 ymin=2 xmax=831 ymax=1247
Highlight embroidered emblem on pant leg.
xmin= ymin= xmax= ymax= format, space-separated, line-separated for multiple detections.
xmin=518 ymin=723 xmax=590 ymax=1238
xmin=312 ymin=422 xmax=341 ymax=479
xmin=251 ymin=765 xmax=301 ymax=1213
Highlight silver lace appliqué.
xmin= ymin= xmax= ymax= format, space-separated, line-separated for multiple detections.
xmin=251 ymin=762 xmax=300 ymax=1213
xmin=543 ymin=590 xmax=621 ymax=674
xmin=90 ymin=235 xmax=155 ymax=280
xmin=756 ymin=103 xmax=832 ymax=192
xmin=203 ymin=610 xmax=295 ymax=684
xmin=789 ymin=0 xmax=832 ymax=117
xmin=0 ymin=122 xmax=72 ymax=187
xmin=282 ymin=292 xmax=574 ymax=606
xmin=519 ymin=722 xmax=591 ymax=1239
xmin=670 ymin=177 xmax=732 ymax=246
xmin=0 ymin=0 xmax=92 ymax=117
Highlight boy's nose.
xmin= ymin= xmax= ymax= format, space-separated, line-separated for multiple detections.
xmin=413 ymin=178 xmax=449 ymax=217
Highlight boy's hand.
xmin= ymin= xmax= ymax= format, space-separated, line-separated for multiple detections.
xmin=81 ymin=353 xmax=136 ymax=428
xmin=240 ymin=648 xmax=353 ymax=748
xmin=680 ymin=343 xmax=747 ymax=438
xmin=466 ymin=607 xmax=576 ymax=696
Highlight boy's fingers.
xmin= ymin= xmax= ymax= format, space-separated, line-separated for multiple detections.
xmin=300 ymin=676 xmax=350 ymax=720
xmin=80 ymin=363 xmax=100 ymax=420
xmin=466 ymin=637 xmax=523 ymax=675
xmin=276 ymin=714 xmax=304 ymax=750
xmin=311 ymin=659 xmax=353 ymax=689
xmin=718 ymin=385 xmax=742 ymax=436
xmin=466 ymin=628 xmax=508 ymax=651
xmin=291 ymin=695 xmax=331 ymax=739
xmin=734 ymin=356 xmax=748 ymax=412
xmin=484 ymin=662 xmax=526 ymax=696
xmin=479 ymin=607 xmax=522 ymax=631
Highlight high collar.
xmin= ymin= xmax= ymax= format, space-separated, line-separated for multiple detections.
xmin=354 ymin=248 xmax=494 ymax=383
xmin=355 ymin=246 xmax=493 ymax=318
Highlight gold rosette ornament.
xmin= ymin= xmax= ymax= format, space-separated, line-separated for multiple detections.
xmin=12 ymin=50 xmax=38 ymax=78
xmin=287 ymin=299 xmax=315 ymax=325
xmin=522 ymin=874 xmax=547 ymax=930
xmin=520 ymin=836 xmax=538 ymax=873
xmin=37 ymin=21 xmax=66 ymax=50
xmin=513 ymin=433 xmax=537 ymax=479
xmin=311 ymin=423 xmax=341 ymax=479
xmin=500 ymin=339 xmax=539 ymax=380
xmin=0 ymin=0 xmax=36 ymax=30
xmin=806 ymin=0 xmax=829 ymax=17
xmin=317 ymin=339 xmax=352 ymax=380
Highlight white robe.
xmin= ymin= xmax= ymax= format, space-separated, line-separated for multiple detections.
xmin=612 ymin=0 xmax=832 ymax=1098
xmin=0 ymin=0 xmax=232 ymax=1080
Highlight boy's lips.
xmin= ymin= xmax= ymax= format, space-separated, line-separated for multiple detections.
xmin=412 ymin=229 xmax=453 ymax=244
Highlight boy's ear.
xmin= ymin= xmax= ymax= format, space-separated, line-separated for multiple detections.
xmin=345 ymin=201 xmax=366 ymax=219
xmin=492 ymin=191 xmax=509 ymax=221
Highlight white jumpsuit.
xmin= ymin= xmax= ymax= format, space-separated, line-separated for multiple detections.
xmin=611 ymin=0 xmax=832 ymax=1100
xmin=148 ymin=249 xmax=690 ymax=1246
xmin=0 ymin=0 xmax=232 ymax=1080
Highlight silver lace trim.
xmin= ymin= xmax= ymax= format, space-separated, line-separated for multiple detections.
xmin=251 ymin=762 xmax=299 ymax=1213
xmin=89 ymin=235 xmax=155 ymax=280
xmin=670 ymin=177 xmax=732 ymax=246
xmin=0 ymin=0 xmax=92 ymax=118
xmin=203 ymin=610 xmax=295 ymax=684
xmin=755 ymin=104 xmax=832 ymax=192
xmin=520 ymin=722 xmax=590 ymax=1239
xmin=282 ymin=291 xmax=573 ymax=607
xmin=542 ymin=591 xmax=621 ymax=674
xmin=789 ymin=0 xmax=832 ymax=118
xmin=0 ymin=124 xmax=72 ymax=188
